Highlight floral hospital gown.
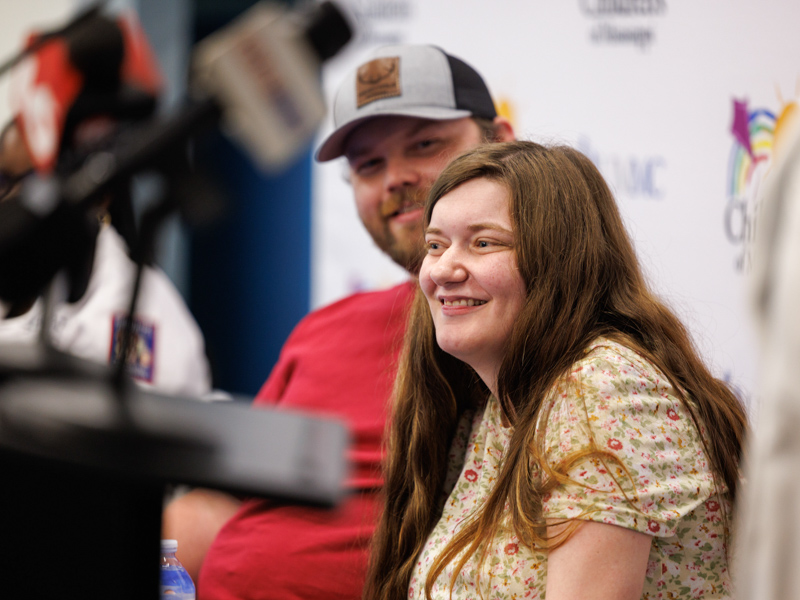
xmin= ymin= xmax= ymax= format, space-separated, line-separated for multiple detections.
xmin=409 ymin=338 xmax=732 ymax=599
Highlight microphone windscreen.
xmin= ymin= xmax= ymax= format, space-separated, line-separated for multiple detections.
xmin=10 ymin=10 xmax=162 ymax=173
xmin=66 ymin=14 xmax=125 ymax=92
xmin=303 ymin=2 xmax=353 ymax=63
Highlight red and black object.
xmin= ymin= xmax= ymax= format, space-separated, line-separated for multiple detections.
xmin=9 ymin=7 xmax=162 ymax=172
xmin=0 ymin=8 xmax=163 ymax=307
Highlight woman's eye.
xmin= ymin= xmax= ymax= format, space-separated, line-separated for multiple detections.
xmin=476 ymin=238 xmax=510 ymax=249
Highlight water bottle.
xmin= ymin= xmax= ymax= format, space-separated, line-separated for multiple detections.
xmin=160 ymin=539 xmax=196 ymax=600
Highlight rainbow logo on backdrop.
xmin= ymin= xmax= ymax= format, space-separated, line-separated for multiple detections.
xmin=725 ymin=92 xmax=799 ymax=272
xmin=728 ymin=100 xmax=775 ymax=198
xmin=724 ymin=99 xmax=776 ymax=272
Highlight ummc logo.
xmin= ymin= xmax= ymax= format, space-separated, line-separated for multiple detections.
xmin=725 ymin=99 xmax=775 ymax=273
xmin=578 ymin=137 xmax=666 ymax=200
xmin=580 ymin=0 xmax=667 ymax=17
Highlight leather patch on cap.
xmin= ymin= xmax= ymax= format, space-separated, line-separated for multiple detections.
xmin=356 ymin=57 xmax=401 ymax=108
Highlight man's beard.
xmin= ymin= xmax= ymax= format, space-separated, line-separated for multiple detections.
xmin=371 ymin=187 xmax=427 ymax=274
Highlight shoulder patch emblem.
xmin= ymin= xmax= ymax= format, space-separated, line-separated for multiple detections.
xmin=110 ymin=313 xmax=156 ymax=383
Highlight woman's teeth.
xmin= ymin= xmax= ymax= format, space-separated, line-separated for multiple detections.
xmin=442 ymin=299 xmax=487 ymax=307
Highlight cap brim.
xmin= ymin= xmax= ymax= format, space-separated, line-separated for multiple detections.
xmin=315 ymin=106 xmax=473 ymax=162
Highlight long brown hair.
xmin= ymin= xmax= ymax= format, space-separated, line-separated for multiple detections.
xmin=363 ymin=141 xmax=747 ymax=600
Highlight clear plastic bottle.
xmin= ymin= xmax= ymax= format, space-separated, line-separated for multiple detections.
xmin=160 ymin=539 xmax=196 ymax=600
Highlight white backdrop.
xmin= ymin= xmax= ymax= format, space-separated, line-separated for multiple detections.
xmin=0 ymin=1 xmax=75 ymax=127
xmin=312 ymin=0 xmax=800 ymax=408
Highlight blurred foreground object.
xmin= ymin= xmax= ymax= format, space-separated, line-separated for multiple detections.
xmin=0 ymin=348 xmax=349 ymax=599
xmin=193 ymin=0 xmax=352 ymax=171
xmin=0 ymin=1 xmax=352 ymax=307
xmin=0 ymin=7 xmax=212 ymax=396
xmin=0 ymin=2 xmax=353 ymax=599
xmin=736 ymin=107 xmax=800 ymax=599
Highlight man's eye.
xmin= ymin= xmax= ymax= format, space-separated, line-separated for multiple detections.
xmin=355 ymin=159 xmax=382 ymax=175
xmin=414 ymin=138 xmax=439 ymax=151
xmin=426 ymin=241 xmax=442 ymax=253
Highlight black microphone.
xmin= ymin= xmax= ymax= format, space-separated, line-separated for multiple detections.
xmin=60 ymin=12 xmax=159 ymax=157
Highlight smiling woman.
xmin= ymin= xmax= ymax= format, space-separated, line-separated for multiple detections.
xmin=420 ymin=178 xmax=525 ymax=388
xmin=364 ymin=141 xmax=748 ymax=600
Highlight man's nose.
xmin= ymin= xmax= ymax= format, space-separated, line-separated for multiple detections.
xmin=384 ymin=157 xmax=420 ymax=192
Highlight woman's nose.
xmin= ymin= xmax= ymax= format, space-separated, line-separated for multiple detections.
xmin=430 ymin=248 xmax=468 ymax=285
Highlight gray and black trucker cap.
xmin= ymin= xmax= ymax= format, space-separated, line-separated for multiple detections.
xmin=315 ymin=44 xmax=497 ymax=162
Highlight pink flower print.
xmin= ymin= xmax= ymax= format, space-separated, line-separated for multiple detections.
xmin=542 ymin=493 xmax=551 ymax=503
xmin=648 ymin=520 xmax=661 ymax=533
xmin=504 ymin=542 xmax=519 ymax=555
xmin=608 ymin=438 xmax=623 ymax=451
xmin=706 ymin=499 xmax=720 ymax=512
xmin=464 ymin=469 xmax=478 ymax=482
xmin=666 ymin=408 xmax=679 ymax=421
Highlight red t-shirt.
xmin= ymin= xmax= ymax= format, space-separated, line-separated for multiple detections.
xmin=198 ymin=282 xmax=414 ymax=599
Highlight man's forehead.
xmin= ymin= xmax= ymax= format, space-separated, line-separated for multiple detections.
xmin=343 ymin=116 xmax=465 ymax=159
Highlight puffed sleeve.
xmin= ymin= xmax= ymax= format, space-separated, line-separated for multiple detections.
xmin=539 ymin=341 xmax=719 ymax=537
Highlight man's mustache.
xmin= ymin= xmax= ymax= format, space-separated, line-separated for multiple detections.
xmin=379 ymin=187 xmax=427 ymax=218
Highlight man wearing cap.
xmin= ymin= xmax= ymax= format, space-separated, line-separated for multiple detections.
xmin=164 ymin=44 xmax=514 ymax=599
